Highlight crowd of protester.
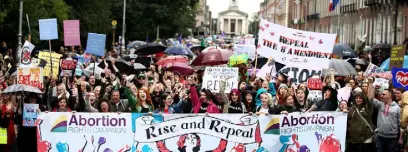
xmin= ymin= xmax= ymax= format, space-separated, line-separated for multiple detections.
xmin=0 ymin=40 xmax=406 ymax=152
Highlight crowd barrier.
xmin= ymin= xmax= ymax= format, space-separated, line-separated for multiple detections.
xmin=33 ymin=112 xmax=347 ymax=152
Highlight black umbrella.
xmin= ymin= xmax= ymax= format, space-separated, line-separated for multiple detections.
xmin=189 ymin=45 xmax=205 ymax=52
xmin=133 ymin=43 xmax=167 ymax=55
xmin=346 ymin=58 xmax=369 ymax=65
xmin=98 ymin=57 xmax=133 ymax=73
xmin=333 ymin=44 xmax=358 ymax=58
xmin=251 ymin=57 xmax=284 ymax=70
xmin=122 ymin=54 xmax=138 ymax=61
xmin=374 ymin=43 xmax=391 ymax=50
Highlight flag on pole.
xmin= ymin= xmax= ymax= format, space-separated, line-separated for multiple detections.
xmin=178 ymin=33 xmax=182 ymax=44
xmin=329 ymin=0 xmax=340 ymax=12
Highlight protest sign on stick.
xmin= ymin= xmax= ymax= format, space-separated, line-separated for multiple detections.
xmin=38 ymin=52 xmax=62 ymax=78
xmin=63 ymin=20 xmax=80 ymax=46
xmin=86 ymin=33 xmax=106 ymax=57
xmin=202 ymin=67 xmax=238 ymax=93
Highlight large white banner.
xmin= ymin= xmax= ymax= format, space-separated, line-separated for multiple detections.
xmin=257 ymin=19 xmax=336 ymax=69
xmin=37 ymin=112 xmax=347 ymax=152
xmin=201 ymin=67 xmax=239 ymax=93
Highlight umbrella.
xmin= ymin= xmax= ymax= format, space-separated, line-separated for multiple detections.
xmin=333 ymin=44 xmax=358 ymax=58
xmin=229 ymin=54 xmax=249 ymax=66
xmin=127 ymin=41 xmax=147 ymax=49
xmin=135 ymin=56 xmax=154 ymax=69
xmin=190 ymin=45 xmax=205 ymax=52
xmin=201 ymin=46 xmax=217 ymax=53
xmin=157 ymin=56 xmax=188 ymax=67
xmin=251 ymin=57 xmax=285 ymax=71
xmin=83 ymin=63 xmax=104 ymax=78
xmin=346 ymin=58 xmax=369 ymax=65
xmin=133 ymin=63 xmax=146 ymax=70
xmin=122 ymin=54 xmax=138 ymax=61
xmin=164 ymin=46 xmax=195 ymax=57
xmin=133 ymin=43 xmax=166 ymax=55
xmin=98 ymin=57 xmax=133 ymax=72
xmin=374 ymin=44 xmax=391 ymax=50
xmin=191 ymin=48 xmax=234 ymax=66
xmin=322 ymin=59 xmax=357 ymax=76
xmin=167 ymin=62 xmax=194 ymax=75
xmin=3 ymin=84 xmax=42 ymax=94
xmin=363 ymin=46 xmax=374 ymax=52
xmin=379 ymin=55 xmax=408 ymax=70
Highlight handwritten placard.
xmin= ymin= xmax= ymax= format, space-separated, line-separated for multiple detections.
xmin=38 ymin=52 xmax=62 ymax=78
xmin=202 ymin=67 xmax=239 ymax=93
xmin=373 ymin=78 xmax=389 ymax=90
xmin=39 ymin=18 xmax=58 ymax=40
xmin=63 ymin=20 xmax=80 ymax=46
xmin=307 ymin=77 xmax=322 ymax=90
xmin=86 ymin=33 xmax=106 ymax=57
xmin=23 ymin=104 xmax=39 ymax=127
xmin=17 ymin=67 xmax=44 ymax=89
xmin=60 ymin=58 xmax=78 ymax=70
xmin=234 ymin=44 xmax=256 ymax=60
xmin=389 ymin=45 xmax=406 ymax=69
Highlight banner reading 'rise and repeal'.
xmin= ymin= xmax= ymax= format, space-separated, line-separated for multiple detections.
xmin=37 ymin=112 xmax=346 ymax=152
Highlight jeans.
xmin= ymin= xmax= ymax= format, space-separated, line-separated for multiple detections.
xmin=376 ymin=136 xmax=398 ymax=152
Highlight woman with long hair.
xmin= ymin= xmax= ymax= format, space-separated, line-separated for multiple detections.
xmin=154 ymin=93 xmax=176 ymax=114
xmin=275 ymin=94 xmax=298 ymax=114
xmin=189 ymin=78 xmax=219 ymax=113
xmin=294 ymin=89 xmax=308 ymax=112
xmin=346 ymin=93 xmax=375 ymax=152
xmin=125 ymin=82 xmax=154 ymax=113
xmin=52 ymin=97 xmax=72 ymax=112
xmin=243 ymin=90 xmax=256 ymax=113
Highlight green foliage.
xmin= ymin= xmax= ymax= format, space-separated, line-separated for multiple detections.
xmin=0 ymin=0 xmax=200 ymax=47
xmin=23 ymin=0 xmax=70 ymax=44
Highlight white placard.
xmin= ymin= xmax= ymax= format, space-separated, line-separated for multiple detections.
xmin=257 ymin=19 xmax=336 ymax=69
xmin=202 ymin=67 xmax=239 ymax=93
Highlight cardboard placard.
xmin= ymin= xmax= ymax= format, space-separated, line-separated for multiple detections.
xmin=389 ymin=45 xmax=407 ymax=69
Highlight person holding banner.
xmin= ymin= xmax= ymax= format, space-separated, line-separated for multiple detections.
xmin=274 ymin=94 xmax=299 ymax=115
xmin=255 ymin=90 xmax=274 ymax=115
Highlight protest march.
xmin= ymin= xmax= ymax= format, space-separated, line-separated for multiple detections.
xmin=0 ymin=1 xmax=408 ymax=151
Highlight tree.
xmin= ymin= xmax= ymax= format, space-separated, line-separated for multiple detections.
xmin=65 ymin=0 xmax=112 ymax=46
xmin=112 ymin=0 xmax=200 ymax=41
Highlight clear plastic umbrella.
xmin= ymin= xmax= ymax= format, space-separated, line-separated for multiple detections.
xmin=3 ymin=84 xmax=42 ymax=94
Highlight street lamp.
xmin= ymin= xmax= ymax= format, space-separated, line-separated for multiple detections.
xmin=121 ymin=0 xmax=126 ymax=57
xmin=17 ymin=0 xmax=23 ymax=63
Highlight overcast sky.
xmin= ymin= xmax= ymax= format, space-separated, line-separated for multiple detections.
xmin=207 ymin=0 xmax=263 ymax=20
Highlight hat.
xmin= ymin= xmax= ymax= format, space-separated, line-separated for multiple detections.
xmin=138 ymin=73 xmax=146 ymax=78
xmin=278 ymin=84 xmax=288 ymax=90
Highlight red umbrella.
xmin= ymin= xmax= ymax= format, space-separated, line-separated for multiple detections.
xmin=157 ymin=56 xmax=188 ymax=67
xmin=167 ymin=62 xmax=194 ymax=75
xmin=191 ymin=48 xmax=234 ymax=66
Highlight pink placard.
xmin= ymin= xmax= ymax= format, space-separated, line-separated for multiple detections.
xmin=63 ymin=20 xmax=80 ymax=46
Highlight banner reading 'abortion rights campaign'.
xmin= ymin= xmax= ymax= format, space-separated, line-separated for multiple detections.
xmin=37 ymin=112 xmax=346 ymax=152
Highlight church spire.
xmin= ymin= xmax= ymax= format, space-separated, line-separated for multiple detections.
xmin=228 ymin=0 xmax=239 ymax=10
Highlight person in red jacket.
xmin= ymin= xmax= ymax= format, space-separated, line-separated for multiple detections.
xmin=189 ymin=84 xmax=219 ymax=114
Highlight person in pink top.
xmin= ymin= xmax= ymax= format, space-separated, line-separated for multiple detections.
xmin=188 ymin=77 xmax=219 ymax=114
